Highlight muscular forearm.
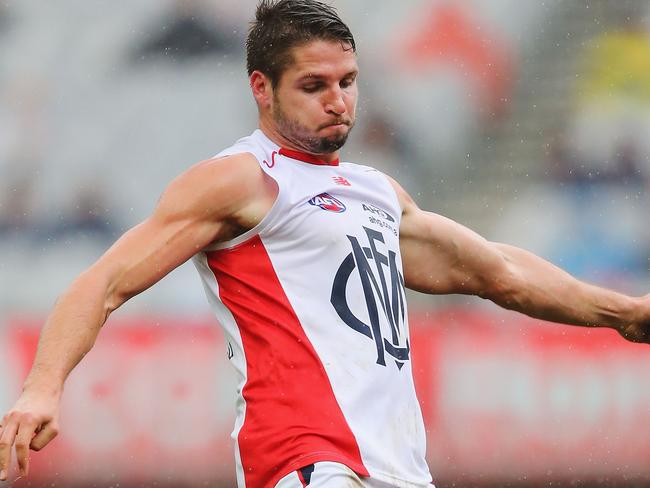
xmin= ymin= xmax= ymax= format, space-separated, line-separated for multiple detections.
xmin=489 ymin=243 xmax=640 ymax=329
xmin=23 ymin=269 xmax=115 ymax=394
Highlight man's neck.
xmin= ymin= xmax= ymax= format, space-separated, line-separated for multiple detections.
xmin=258 ymin=121 xmax=340 ymax=163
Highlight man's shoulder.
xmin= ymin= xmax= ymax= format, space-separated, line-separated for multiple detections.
xmin=340 ymin=160 xmax=380 ymax=173
xmin=214 ymin=129 xmax=276 ymax=163
xmin=338 ymin=160 xmax=413 ymax=216
xmin=185 ymin=152 xmax=265 ymax=193
xmin=159 ymin=152 xmax=266 ymax=220
xmin=340 ymin=160 xmax=398 ymax=186
xmin=340 ymin=160 xmax=397 ymax=192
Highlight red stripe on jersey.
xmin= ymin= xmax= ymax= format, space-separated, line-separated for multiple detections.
xmin=206 ymin=236 xmax=368 ymax=488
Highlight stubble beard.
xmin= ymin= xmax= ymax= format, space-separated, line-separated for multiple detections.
xmin=273 ymin=99 xmax=353 ymax=154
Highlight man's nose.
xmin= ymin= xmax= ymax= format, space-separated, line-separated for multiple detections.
xmin=324 ymin=87 xmax=346 ymax=115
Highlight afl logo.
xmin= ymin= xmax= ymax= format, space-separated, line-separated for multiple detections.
xmin=309 ymin=193 xmax=346 ymax=213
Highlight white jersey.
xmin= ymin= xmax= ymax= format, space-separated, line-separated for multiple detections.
xmin=192 ymin=129 xmax=432 ymax=488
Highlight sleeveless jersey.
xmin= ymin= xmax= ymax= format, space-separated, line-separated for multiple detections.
xmin=192 ymin=129 xmax=432 ymax=488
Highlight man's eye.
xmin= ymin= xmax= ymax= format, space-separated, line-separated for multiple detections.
xmin=302 ymin=85 xmax=321 ymax=92
xmin=340 ymin=78 xmax=355 ymax=88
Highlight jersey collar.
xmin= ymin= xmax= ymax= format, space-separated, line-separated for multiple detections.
xmin=278 ymin=148 xmax=340 ymax=167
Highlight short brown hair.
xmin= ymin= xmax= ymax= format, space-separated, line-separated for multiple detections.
xmin=246 ymin=0 xmax=356 ymax=87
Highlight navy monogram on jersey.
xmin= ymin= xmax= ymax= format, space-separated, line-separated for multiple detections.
xmin=192 ymin=130 xmax=432 ymax=488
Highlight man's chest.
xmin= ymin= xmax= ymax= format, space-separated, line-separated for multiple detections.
xmin=271 ymin=165 xmax=401 ymax=250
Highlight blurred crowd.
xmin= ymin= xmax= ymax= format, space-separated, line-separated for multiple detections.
xmin=540 ymin=2 xmax=650 ymax=288
xmin=1 ymin=0 xmax=649 ymax=314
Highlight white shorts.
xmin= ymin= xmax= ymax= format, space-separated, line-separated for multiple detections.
xmin=274 ymin=461 xmax=436 ymax=488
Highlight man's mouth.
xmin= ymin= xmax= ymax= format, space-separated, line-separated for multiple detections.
xmin=321 ymin=121 xmax=349 ymax=129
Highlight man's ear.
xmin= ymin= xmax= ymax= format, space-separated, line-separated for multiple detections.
xmin=250 ymin=71 xmax=273 ymax=110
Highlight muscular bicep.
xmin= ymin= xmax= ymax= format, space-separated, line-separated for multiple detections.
xmin=399 ymin=210 xmax=507 ymax=295
xmin=387 ymin=176 xmax=508 ymax=296
xmin=92 ymin=207 xmax=222 ymax=308
xmin=91 ymin=153 xmax=262 ymax=310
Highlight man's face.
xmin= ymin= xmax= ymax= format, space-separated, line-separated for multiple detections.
xmin=271 ymin=39 xmax=358 ymax=154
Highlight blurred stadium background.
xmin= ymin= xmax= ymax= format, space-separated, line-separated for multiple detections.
xmin=2 ymin=0 xmax=650 ymax=486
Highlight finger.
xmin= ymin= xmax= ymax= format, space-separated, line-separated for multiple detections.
xmin=30 ymin=423 xmax=59 ymax=452
xmin=15 ymin=417 xmax=39 ymax=477
xmin=0 ymin=416 xmax=19 ymax=481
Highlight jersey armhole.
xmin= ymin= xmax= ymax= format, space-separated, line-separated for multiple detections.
xmin=374 ymin=169 xmax=404 ymax=221
xmin=202 ymin=150 xmax=284 ymax=252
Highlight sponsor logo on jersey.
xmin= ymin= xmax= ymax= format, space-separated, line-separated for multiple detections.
xmin=308 ymin=193 xmax=346 ymax=213
xmin=362 ymin=203 xmax=395 ymax=223
xmin=330 ymin=227 xmax=410 ymax=370
xmin=332 ymin=176 xmax=351 ymax=186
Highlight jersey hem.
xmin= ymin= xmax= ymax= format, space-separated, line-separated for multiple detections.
xmin=365 ymin=466 xmax=434 ymax=488
xmin=269 ymin=452 xmax=369 ymax=488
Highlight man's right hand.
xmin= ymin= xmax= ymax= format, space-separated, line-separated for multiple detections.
xmin=0 ymin=390 xmax=61 ymax=481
